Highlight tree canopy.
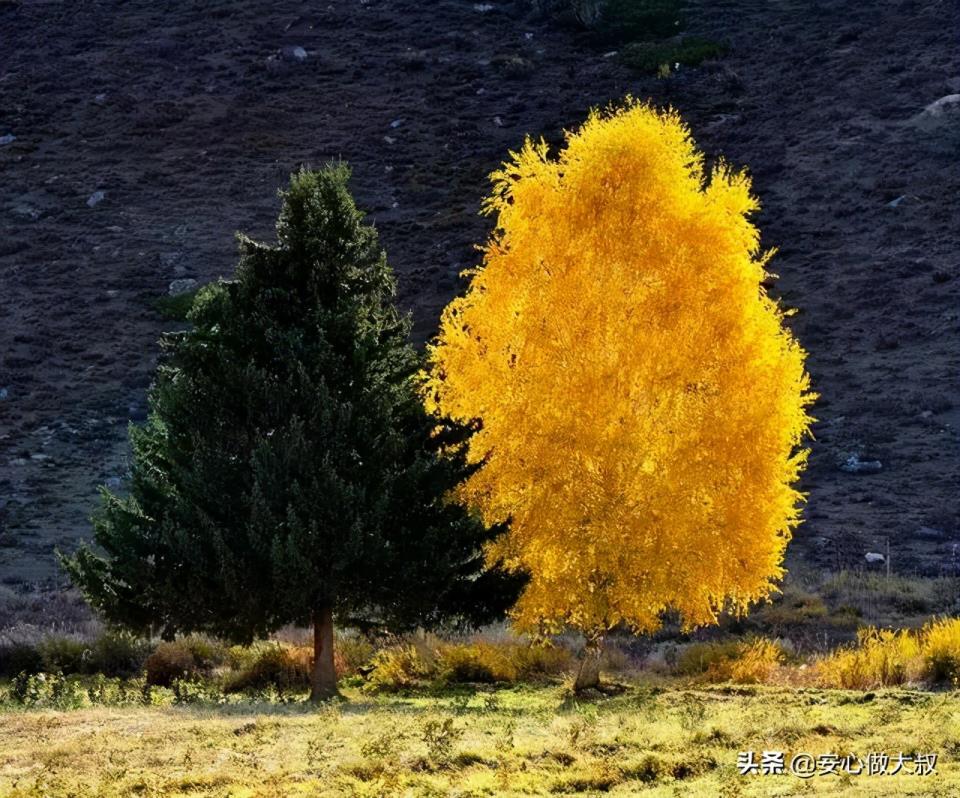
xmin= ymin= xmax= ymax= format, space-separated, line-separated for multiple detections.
xmin=64 ymin=165 xmax=520 ymax=700
xmin=423 ymin=102 xmax=815 ymax=685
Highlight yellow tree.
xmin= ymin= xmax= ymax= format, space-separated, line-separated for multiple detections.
xmin=423 ymin=101 xmax=815 ymax=690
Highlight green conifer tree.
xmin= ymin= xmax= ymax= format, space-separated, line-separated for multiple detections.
xmin=62 ymin=165 xmax=520 ymax=701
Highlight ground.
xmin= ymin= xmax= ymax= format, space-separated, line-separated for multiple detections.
xmin=0 ymin=2 xmax=958 ymax=596
xmin=1 ymin=683 xmax=959 ymax=796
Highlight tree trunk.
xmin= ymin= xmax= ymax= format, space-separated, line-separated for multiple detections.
xmin=310 ymin=605 xmax=339 ymax=702
xmin=573 ymin=632 xmax=603 ymax=692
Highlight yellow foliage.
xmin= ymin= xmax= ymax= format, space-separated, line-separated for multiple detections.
xmin=424 ymin=100 xmax=815 ymax=639
xmin=921 ymin=617 xmax=960 ymax=683
xmin=814 ymin=628 xmax=922 ymax=689
xmin=676 ymin=637 xmax=784 ymax=684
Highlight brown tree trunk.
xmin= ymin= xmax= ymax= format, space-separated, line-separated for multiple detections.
xmin=310 ymin=605 xmax=339 ymax=702
xmin=573 ymin=632 xmax=603 ymax=693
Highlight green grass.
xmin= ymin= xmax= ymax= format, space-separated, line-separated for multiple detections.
xmin=620 ymin=36 xmax=730 ymax=75
xmin=588 ymin=0 xmax=685 ymax=43
xmin=1 ymin=683 xmax=957 ymax=796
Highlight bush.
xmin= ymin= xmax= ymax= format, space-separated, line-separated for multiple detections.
xmin=364 ymin=643 xmax=434 ymax=693
xmin=921 ymin=617 xmax=960 ymax=684
xmin=38 ymin=636 xmax=88 ymax=674
xmin=223 ymin=643 xmax=312 ymax=693
xmin=815 ymin=628 xmax=921 ymax=689
xmin=334 ymin=632 xmax=376 ymax=677
xmin=592 ymin=0 xmax=684 ymax=42
xmin=619 ymin=37 xmax=728 ymax=74
xmin=675 ymin=640 xmax=743 ymax=677
xmin=676 ymin=638 xmax=785 ymax=683
xmin=0 ymin=642 xmax=44 ymax=678
xmin=145 ymin=641 xmax=201 ymax=687
xmin=144 ymin=635 xmax=228 ymax=687
xmin=10 ymin=671 xmax=86 ymax=709
xmin=88 ymin=631 xmax=152 ymax=677
xmin=438 ymin=644 xmax=498 ymax=684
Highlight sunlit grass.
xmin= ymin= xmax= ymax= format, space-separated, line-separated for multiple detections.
xmin=2 ymin=684 xmax=959 ymax=796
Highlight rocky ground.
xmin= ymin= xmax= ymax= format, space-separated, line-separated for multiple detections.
xmin=0 ymin=0 xmax=957 ymax=620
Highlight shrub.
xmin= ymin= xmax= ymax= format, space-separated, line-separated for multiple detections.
xmin=0 ymin=642 xmax=44 ymax=678
xmin=592 ymin=0 xmax=685 ymax=42
xmin=172 ymin=677 xmax=224 ymax=705
xmin=223 ymin=643 xmax=312 ymax=694
xmin=88 ymin=631 xmax=152 ymax=677
xmin=725 ymin=639 xmax=784 ymax=684
xmin=921 ymin=617 xmax=960 ymax=684
xmin=676 ymin=638 xmax=785 ymax=683
xmin=434 ymin=639 xmax=573 ymax=686
xmin=364 ymin=643 xmax=434 ymax=693
xmin=38 ymin=636 xmax=89 ymax=674
xmin=675 ymin=640 xmax=743 ymax=677
xmin=815 ymin=628 xmax=921 ymax=689
xmin=334 ymin=632 xmax=376 ymax=677
xmin=145 ymin=641 xmax=201 ymax=687
xmin=10 ymin=671 xmax=86 ymax=709
xmin=619 ymin=37 xmax=728 ymax=74
xmin=438 ymin=644 xmax=498 ymax=684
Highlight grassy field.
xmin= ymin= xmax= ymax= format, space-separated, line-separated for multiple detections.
xmin=1 ymin=683 xmax=958 ymax=797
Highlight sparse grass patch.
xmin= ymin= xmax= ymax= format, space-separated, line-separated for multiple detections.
xmin=620 ymin=36 xmax=729 ymax=74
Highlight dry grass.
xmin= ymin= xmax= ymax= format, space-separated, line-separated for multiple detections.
xmin=1 ymin=683 xmax=959 ymax=796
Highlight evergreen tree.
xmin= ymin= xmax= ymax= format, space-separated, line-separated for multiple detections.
xmin=63 ymin=165 xmax=520 ymax=701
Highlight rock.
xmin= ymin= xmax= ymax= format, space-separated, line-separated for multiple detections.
xmin=168 ymin=278 xmax=197 ymax=295
xmin=909 ymin=94 xmax=960 ymax=152
xmin=398 ymin=49 xmax=427 ymax=71
xmin=12 ymin=204 xmax=40 ymax=220
xmin=281 ymin=45 xmax=308 ymax=63
xmin=839 ymin=453 xmax=883 ymax=474
xmin=915 ymin=526 xmax=947 ymax=542
xmin=87 ymin=190 xmax=106 ymax=207
xmin=0 ymin=133 xmax=16 ymax=146
xmin=864 ymin=552 xmax=885 ymax=564
xmin=912 ymin=93 xmax=960 ymax=129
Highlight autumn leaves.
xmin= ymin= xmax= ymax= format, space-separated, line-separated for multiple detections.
xmin=424 ymin=102 xmax=815 ymax=684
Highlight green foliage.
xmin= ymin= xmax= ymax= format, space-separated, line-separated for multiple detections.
xmin=620 ymin=36 xmax=729 ymax=74
xmin=25 ymin=631 xmax=150 ymax=678
xmin=87 ymin=631 xmax=151 ymax=677
xmin=61 ymin=166 xmax=521 ymax=696
xmin=37 ymin=637 xmax=88 ymax=674
xmin=151 ymin=289 xmax=198 ymax=321
xmin=10 ymin=671 xmax=86 ymax=709
xmin=171 ymin=677 xmax=223 ymax=705
xmin=421 ymin=717 xmax=463 ymax=766
xmin=591 ymin=0 xmax=684 ymax=43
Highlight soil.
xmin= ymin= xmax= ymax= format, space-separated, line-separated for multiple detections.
xmin=1 ymin=0 xmax=957 ymax=611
